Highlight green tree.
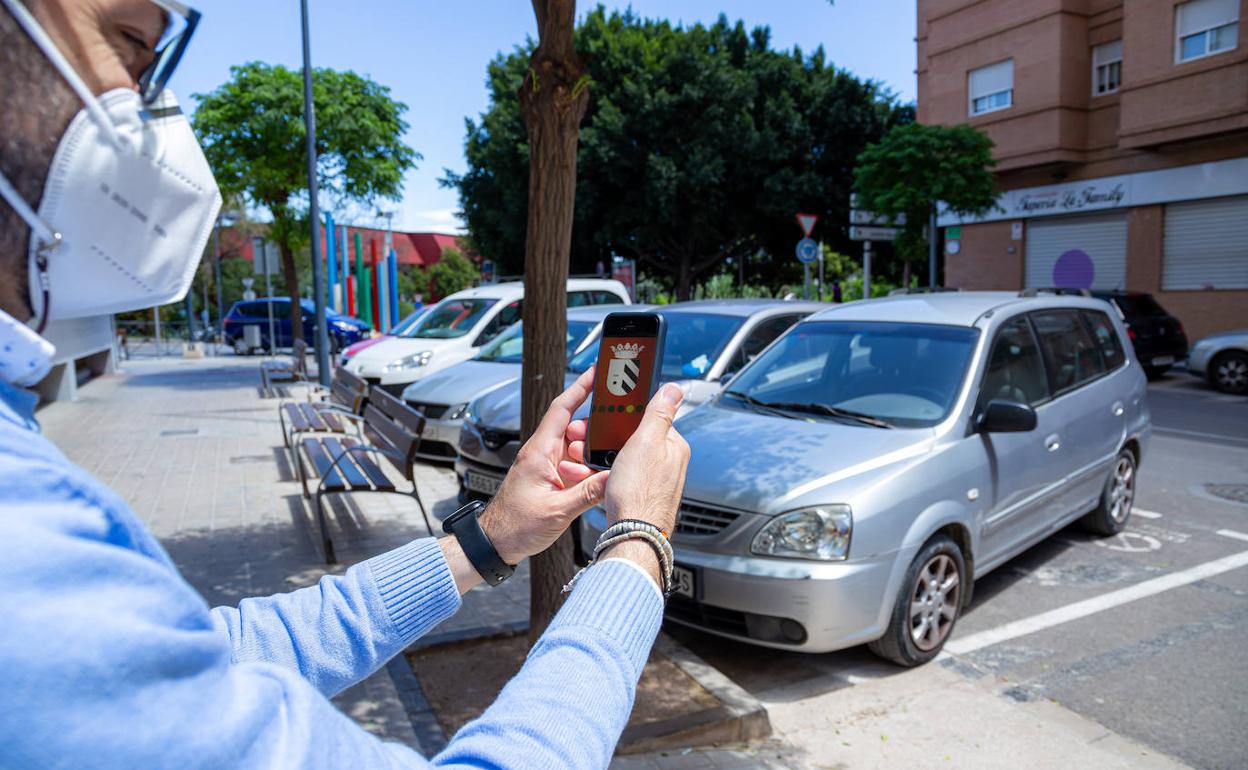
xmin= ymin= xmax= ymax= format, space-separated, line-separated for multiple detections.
xmin=193 ymin=62 xmax=417 ymax=342
xmin=445 ymin=9 xmax=910 ymax=300
xmin=853 ymin=123 xmax=998 ymax=285
xmin=414 ymin=247 xmax=479 ymax=300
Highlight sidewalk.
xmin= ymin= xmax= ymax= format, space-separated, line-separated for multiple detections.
xmin=35 ymin=356 xmax=1191 ymax=769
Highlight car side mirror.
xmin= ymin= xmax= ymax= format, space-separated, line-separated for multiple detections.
xmin=976 ymin=399 xmax=1037 ymax=433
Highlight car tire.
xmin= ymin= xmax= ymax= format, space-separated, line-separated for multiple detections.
xmin=869 ymin=534 xmax=966 ymax=667
xmin=1080 ymin=448 xmax=1136 ymax=536
xmin=1144 ymin=365 xmax=1170 ymax=380
xmin=1209 ymin=351 xmax=1248 ymax=395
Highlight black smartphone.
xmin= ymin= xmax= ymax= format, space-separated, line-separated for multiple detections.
xmin=586 ymin=312 xmax=667 ymax=470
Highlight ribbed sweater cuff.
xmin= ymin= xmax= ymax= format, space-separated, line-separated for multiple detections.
xmin=367 ymin=538 xmax=460 ymax=643
xmin=552 ymin=559 xmax=664 ymax=676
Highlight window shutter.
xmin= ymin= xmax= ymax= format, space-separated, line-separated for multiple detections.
xmin=1163 ymin=195 xmax=1248 ymax=290
xmin=1178 ymin=0 xmax=1238 ymax=36
xmin=968 ymin=59 xmax=1013 ymax=100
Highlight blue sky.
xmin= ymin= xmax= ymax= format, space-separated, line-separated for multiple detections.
xmin=174 ymin=1 xmax=917 ymax=233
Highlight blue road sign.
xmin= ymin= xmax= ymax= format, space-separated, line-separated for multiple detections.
xmin=796 ymin=237 xmax=819 ymax=264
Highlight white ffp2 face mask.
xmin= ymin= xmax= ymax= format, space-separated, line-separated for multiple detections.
xmin=0 ymin=0 xmax=221 ymax=329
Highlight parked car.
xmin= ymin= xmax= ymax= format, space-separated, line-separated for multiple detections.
xmin=223 ymin=298 xmax=371 ymax=355
xmin=1186 ymin=328 xmax=1248 ymax=395
xmin=578 ymin=291 xmax=1149 ymax=666
xmin=456 ymin=299 xmax=825 ymax=501
xmin=338 ymin=306 xmax=431 ymax=367
xmin=398 ymin=305 xmax=630 ymax=462
xmin=345 ymin=279 xmax=631 ymax=395
xmin=1091 ymin=291 xmax=1187 ymax=379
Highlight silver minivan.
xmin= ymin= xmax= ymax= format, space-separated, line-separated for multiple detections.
xmin=578 ymin=291 xmax=1151 ymax=665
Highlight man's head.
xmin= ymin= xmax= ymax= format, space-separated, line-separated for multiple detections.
xmin=0 ymin=0 xmax=167 ymax=321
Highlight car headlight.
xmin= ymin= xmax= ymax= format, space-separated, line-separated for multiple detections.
xmin=385 ymin=351 xmax=433 ymax=372
xmin=751 ymin=505 xmax=852 ymax=561
xmin=332 ymin=320 xmax=356 ymax=332
xmin=463 ymin=399 xmax=482 ymax=427
xmin=445 ymin=402 xmax=470 ymax=421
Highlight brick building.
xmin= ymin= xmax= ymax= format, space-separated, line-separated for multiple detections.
xmin=919 ymin=0 xmax=1248 ymax=338
xmin=219 ymin=223 xmax=464 ymax=271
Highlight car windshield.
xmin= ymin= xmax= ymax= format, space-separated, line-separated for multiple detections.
xmin=724 ymin=321 xmax=980 ymax=428
xmin=402 ymin=298 xmax=498 ymax=339
xmin=389 ymin=309 xmax=428 ymax=336
xmin=476 ymin=319 xmax=597 ymax=364
xmin=566 ymin=312 xmax=745 ymax=379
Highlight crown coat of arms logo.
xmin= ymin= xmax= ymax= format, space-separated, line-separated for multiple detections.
xmin=606 ymin=343 xmax=644 ymax=397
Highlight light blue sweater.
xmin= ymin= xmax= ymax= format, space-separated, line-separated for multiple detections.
xmin=0 ymin=377 xmax=663 ymax=768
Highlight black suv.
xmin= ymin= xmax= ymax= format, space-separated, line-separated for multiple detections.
xmin=1092 ymin=291 xmax=1187 ymax=379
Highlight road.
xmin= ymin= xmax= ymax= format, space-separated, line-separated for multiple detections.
xmin=669 ymin=372 xmax=1248 ymax=770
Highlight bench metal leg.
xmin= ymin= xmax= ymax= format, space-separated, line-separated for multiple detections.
xmin=294 ymin=440 xmax=313 ymax=499
xmin=314 ymin=491 xmax=337 ymax=565
xmin=278 ymin=406 xmax=291 ymax=449
xmin=411 ymin=485 xmax=433 ymax=537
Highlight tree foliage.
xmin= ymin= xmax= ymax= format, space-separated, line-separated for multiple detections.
xmin=853 ymin=123 xmax=998 ymax=265
xmin=193 ymin=62 xmax=417 ymax=339
xmin=445 ymin=8 xmax=911 ymax=299
xmin=417 ymin=247 xmax=480 ymax=300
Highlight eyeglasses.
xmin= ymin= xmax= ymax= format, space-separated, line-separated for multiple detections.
xmin=137 ymin=0 xmax=201 ymax=106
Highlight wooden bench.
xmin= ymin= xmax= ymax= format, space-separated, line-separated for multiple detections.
xmin=260 ymin=338 xmax=310 ymax=395
xmin=279 ymin=367 xmax=370 ymax=462
xmin=296 ymin=387 xmax=432 ymax=564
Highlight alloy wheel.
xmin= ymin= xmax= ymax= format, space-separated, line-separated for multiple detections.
xmin=1109 ymin=456 xmax=1135 ymax=523
xmin=1216 ymin=356 xmax=1247 ymax=393
xmin=908 ymin=553 xmax=961 ymax=652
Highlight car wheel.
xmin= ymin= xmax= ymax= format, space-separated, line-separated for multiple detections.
xmin=1080 ymin=448 xmax=1135 ymax=536
xmin=232 ymin=337 xmax=251 ymax=356
xmin=1210 ymin=351 xmax=1248 ymax=395
xmin=1144 ymin=365 xmax=1170 ymax=380
xmin=869 ymin=534 xmax=965 ymax=667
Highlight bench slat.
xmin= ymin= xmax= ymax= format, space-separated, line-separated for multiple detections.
xmin=350 ymin=443 xmax=396 ymax=492
xmin=302 ymin=438 xmax=346 ymax=491
xmin=322 ymin=437 xmax=371 ymax=489
xmin=298 ymin=402 xmax=328 ymax=432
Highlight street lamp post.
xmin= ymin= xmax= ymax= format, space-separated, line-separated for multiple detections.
xmin=300 ymin=0 xmax=331 ymax=385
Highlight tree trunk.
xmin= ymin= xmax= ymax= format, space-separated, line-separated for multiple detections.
xmin=521 ymin=0 xmax=589 ymax=643
xmin=278 ymin=240 xmax=304 ymax=345
xmin=676 ymin=256 xmax=694 ymax=301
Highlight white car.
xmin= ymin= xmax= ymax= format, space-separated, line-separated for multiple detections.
xmin=345 ymin=278 xmax=631 ymax=394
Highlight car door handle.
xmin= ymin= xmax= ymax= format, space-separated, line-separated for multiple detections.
xmin=1045 ymin=434 xmax=1061 ymax=452
xmin=1112 ymin=401 xmax=1125 ymax=417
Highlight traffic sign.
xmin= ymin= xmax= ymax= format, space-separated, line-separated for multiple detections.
xmin=796 ymin=237 xmax=820 ymax=264
xmin=796 ymin=213 xmax=819 ymax=237
xmin=849 ymin=225 xmax=898 ymax=241
xmin=850 ymin=209 xmax=907 ymax=226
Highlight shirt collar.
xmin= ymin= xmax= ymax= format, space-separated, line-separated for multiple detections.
xmin=0 ymin=308 xmax=55 ymax=388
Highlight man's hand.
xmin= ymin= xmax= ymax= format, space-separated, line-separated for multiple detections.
xmin=478 ymin=368 xmax=607 ymax=565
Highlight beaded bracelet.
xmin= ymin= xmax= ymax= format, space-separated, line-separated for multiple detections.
xmin=562 ymin=519 xmax=676 ymax=598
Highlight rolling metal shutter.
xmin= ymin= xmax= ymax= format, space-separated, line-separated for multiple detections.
xmin=1025 ymin=212 xmax=1128 ymax=290
xmin=1163 ymin=195 xmax=1248 ymax=290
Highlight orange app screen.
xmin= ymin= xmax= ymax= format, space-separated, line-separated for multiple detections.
xmin=589 ymin=335 xmax=657 ymax=452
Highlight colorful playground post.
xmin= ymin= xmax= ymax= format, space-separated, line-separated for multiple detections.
xmin=346 ymin=275 xmax=356 ymax=317
xmin=354 ymin=231 xmax=369 ymax=326
xmin=325 ymin=212 xmax=337 ymax=312
xmin=376 ymin=250 xmax=390 ymax=333
xmin=339 ymin=225 xmax=349 ymax=313
xmin=387 ymin=250 xmax=399 ymax=327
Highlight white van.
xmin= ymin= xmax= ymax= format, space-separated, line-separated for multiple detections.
xmin=345 ymin=278 xmax=630 ymax=393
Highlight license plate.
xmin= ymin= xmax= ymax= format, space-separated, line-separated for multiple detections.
xmin=1152 ymin=355 xmax=1175 ymax=366
xmin=464 ymin=471 xmax=503 ymax=495
xmin=671 ymin=565 xmax=695 ymax=599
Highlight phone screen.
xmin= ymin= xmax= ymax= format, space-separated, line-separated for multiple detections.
xmin=587 ymin=314 xmax=663 ymax=468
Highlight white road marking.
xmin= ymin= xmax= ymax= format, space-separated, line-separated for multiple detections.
xmin=1132 ymin=509 xmax=1163 ymax=519
xmin=1154 ymin=426 xmax=1248 ymax=446
xmin=1216 ymin=529 xmax=1248 ymax=544
xmin=946 ymin=548 xmax=1248 ymax=655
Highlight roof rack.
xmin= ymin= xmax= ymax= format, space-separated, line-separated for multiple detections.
xmin=888 ymin=287 xmax=963 ymax=296
xmin=1019 ymin=287 xmax=1091 ymax=298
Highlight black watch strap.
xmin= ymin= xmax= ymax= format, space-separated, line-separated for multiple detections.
xmin=442 ymin=501 xmax=514 ymax=586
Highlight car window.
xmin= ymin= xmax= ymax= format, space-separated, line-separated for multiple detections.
xmin=1031 ymin=310 xmax=1106 ymax=395
xmin=475 ymin=319 xmax=597 ymax=364
xmin=1111 ymin=294 xmax=1166 ymax=320
xmin=1081 ymin=311 xmax=1126 ymax=372
xmin=978 ymin=316 xmax=1050 ymax=409
xmin=727 ymin=321 xmax=979 ymax=428
xmin=567 ymin=291 xmax=592 ymax=308
xmin=722 ymin=314 xmax=805 ymax=379
xmin=592 ymin=290 xmax=625 ymax=305
xmin=404 ymin=297 xmax=499 ymax=340
xmin=473 ymin=300 xmax=523 ymax=346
